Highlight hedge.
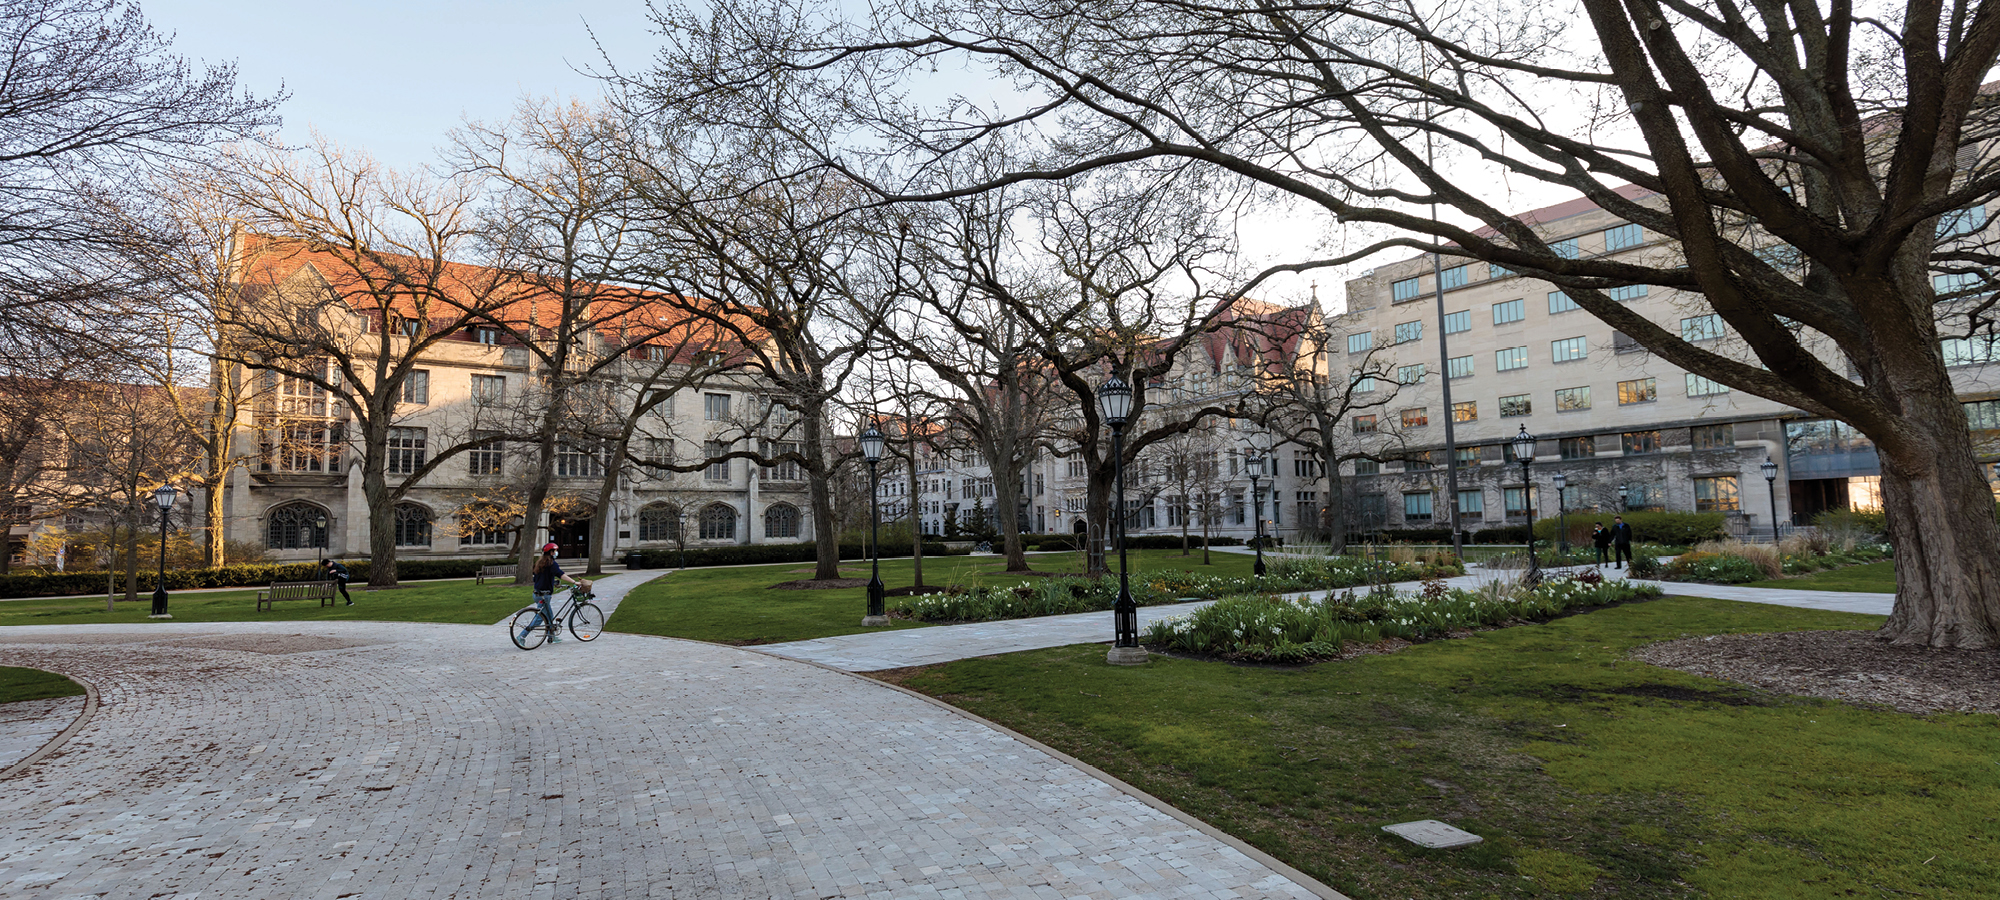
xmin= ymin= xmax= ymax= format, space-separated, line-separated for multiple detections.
xmin=1025 ymin=534 xmax=1244 ymax=552
xmin=0 ymin=557 xmax=514 ymax=599
xmin=1532 ymin=510 xmax=1724 ymax=546
xmin=626 ymin=541 xmax=969 ymax=570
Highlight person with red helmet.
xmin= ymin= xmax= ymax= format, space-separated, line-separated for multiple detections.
xmin=531 ymin=542 xmax=581 ymax=643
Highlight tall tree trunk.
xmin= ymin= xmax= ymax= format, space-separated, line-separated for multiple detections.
xmin=1875 ymin=398 xmax=2000 ymax=649
xmin=122 ymin=510 xmax=140 ymax=602
xmin=906 ymin=454 xmax=924 ymax=588
xmin=361 ymin=459 xmax=397 ymax=588
xmin=1085 ymin=464 xmax=1113 ymax=575
xmin=587 ymin=440 xmax=629 ymax=577
xmin=993 ymin=461 xmax=1029 ymax=572
xmin=802 ymin=412 xmax=840 ymax=580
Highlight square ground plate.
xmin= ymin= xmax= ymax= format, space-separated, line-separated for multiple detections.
xmin=1383 ymin=819 xmax=1484 ymax=849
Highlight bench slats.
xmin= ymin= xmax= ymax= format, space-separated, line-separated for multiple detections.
xmin=256 ymin=580 xmax=338 ymax=611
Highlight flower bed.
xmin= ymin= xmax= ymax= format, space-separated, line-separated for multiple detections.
xmin=887 ymin=555 xmax=1464 ymax=623
xmin=1141 ymin=576 xmax=1665 ymax=662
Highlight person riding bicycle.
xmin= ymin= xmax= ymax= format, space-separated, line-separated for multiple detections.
xmin=532 ymin=543 xmax=581 ymax=643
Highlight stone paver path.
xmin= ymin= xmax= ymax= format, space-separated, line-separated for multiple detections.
xmin=0 ymin=622 xmax=1337 ymax=900
xmin=0 ymin=695 xmax=84 ymax=772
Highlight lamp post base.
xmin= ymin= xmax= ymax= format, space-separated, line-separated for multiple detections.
xmin=861 ymin=614 xmax=891 ymax=627
xmin=1106 ymin=645 xmax=1148 ymax=665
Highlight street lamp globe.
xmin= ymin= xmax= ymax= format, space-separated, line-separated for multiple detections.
xmin=1098 ymin=375 xmax=1133 ymax=426
xmin=859 ymin=424 xmax=888 ymax=626
xmin=1618 ymin=484 xmax=1630 ymax=509
xmin=1761 ymin=456 xmax=1778 ymax=484
xmin=859 ymin=426 xmax=885 ymax=463
xmin=149 ymin=483 xmax=178 ymax=619
xmin=154 ymin=482 xmax=178 ymax=513
xmin=1510 ymin=425 xmax=1536 ymax=464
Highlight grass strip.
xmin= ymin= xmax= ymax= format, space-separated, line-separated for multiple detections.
xmin=0 ymin=579 xmax=532 ymax=627
xmin=1746 ymin=560 xmax=1896 ymax=593
xmin=0 ymin=665 xmax=87 ymax=704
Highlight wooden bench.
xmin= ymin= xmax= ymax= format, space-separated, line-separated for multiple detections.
xmin=256 ymin=580 xmax=337 ymax=611
xmin=477 ymin=564 xmax=517 ymax=586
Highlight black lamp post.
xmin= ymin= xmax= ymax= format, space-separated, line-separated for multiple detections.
xmin=1762 ymin=456 xmax=1781 ymax=542
xmin=1246 ymin=448 xmax=1267 ymax=577
xmin=1552 ymin=471 xmax=1569 ymax=555
xmin=860 ymin=426 xmax=888 ymax=626
xmin=1512 ymin=426 xmax=1541 ymax=587
xmin=149 ymin=483 xmax=177 ymax=619
xmin=1100 ymin=375 xmax=1144 ymax=664
xmin=315 ymin=513 xmax=328 ymax=564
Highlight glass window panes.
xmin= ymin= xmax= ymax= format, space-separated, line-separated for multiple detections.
xmin=1681 ymin=314 xmax=1725 ymax=341
xmin=1551 ymin=336 xmax=1588 ymax=362
xmin=1458 ymin=489 xmax=1484 ymax=514
xmin=704 ymin=392 xmax=731 ymax=420
xmin=1558 ymin=436 xmax=1596 ymax=459
xmin=704 ymin=440 xmax=730 ymax=481
xmin=1401 ymin=408 xmax=1429 ymax=428
xmin=473 ymin=326 xmax=501 ymax=344
xmin=469 ymin=431 xmax=502 ymax=475
xmin=1934 ymin=271 xmax=1983 ymax=298
xmin=1938 ymin=206 xmax=1987 ymax=238
xmin=555 ymin=440 xmax=603 ymax=478
xmin=1347 ymin=331 xmax=1373 ymax=353
xmin=1966 ymin=400 xmax=2000 ymax=430
xmin=1618 ymin=377 xmax=1657 ymax=405
xmin=1447 ymin=355 xmax=1474 ymax=378
xmin=1488 ymin=262 xmax=1510 ymax=279
xmin=1609 ymin=284 xmax=1649 ymax=301
xmin=393 ymin=503 xmax=431 ymax=547
xmin=472 ymin=374 xmax=505 ymax=402
xmin=1548 ymin=291 xmax=1580 ymax=313
xmin=1455 ymin=446 xmax=1480 ymax=467
xmin=1496 ymin=346 xmax=1528 ymax=371
xmin=1604 ymin=223 xmax=1643 ymax=250
xmin=1452 ymin=401 xmax=1477 ymax=422
xmin=1442 ymin=310 xmax=1470 ymax=333
xmin=1392 ymin=277 xmax=1421 ymax=301
xmin=386 ymin=427 xmax=426 ymax=476
xmin=1351 ymin=373 xmax=1378 ymax=393
xmin=1404 ymin=451 xmax=1434 ymax=470
xmin=1552 ymin=237 xmax=1578 ymax=258
xmin=1692 ymin=423 xmax=1734 ymax=449
xmin=1499 ymin=394 xmax=1532 ymax=417
xmin=1504 ymin=487 xmax=1529 ymax=514
xmin=639 ymin=504 xmax=681 ymax=542
xmin=1397 ymin=363 xmax=1427 ymax=384
xmin=1942 ymin=336 xmax=1998 ymax=366
xmin=764 ymin=504 xmax=800 ymax=538
xmin=1694 ymin=475 xmax=1742 ymax=511
xmin=1352 ymin=458 xmax=1380 ymax=476
xmin=1686 ymin=373 xmax=1730 ymax=396
xmin=699 ymin=503 xmax=737 ymax=540
xmin=401 ymin=370 xmax=429 ymax=405
xmin=1352 ymin=414 xmax=1377 ymax=434
xmin=1555 ymin=386 xmax=1591 ymax=411
xmin=1440 ymin=265 xmax=1467 ymax=289
xmin=1403 ymin=491 xmax=1434 ymax=520
xmin=1493 ymin=298 xmax=1524 ymax=324
xmin=264 ymin=502 xmax=329 ymax=550
xmin=1622 ymin=430 xmax=1661 ymax=454
xmin=1395 ymin=321 xmax=1424 ymax=343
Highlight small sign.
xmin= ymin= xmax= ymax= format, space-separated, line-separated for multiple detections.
xmin=1382 ymin=819 xmax=1483 ymax=849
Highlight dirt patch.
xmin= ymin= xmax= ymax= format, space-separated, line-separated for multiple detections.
xmin=164 ymin=634 xmax=385 ymax=655
xmin=1633 ymin=629 xmax=2000 ymax=716
xmin=1538 ymin=681 xmax=1773 ymax=707
xmin=768 ymin=578 xmax=870 ymax=590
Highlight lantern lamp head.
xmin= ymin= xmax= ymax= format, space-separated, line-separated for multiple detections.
xmin=153 ymin=483 xmax=178 ymax=512
xmin=1098 ymin=375 xmax=1133 ymax=426
xmin=858 ymin=426 xmax=885 ymax=463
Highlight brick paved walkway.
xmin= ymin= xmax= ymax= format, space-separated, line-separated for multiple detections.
xmin=0 ymin=623 xmax=1338 ymax=900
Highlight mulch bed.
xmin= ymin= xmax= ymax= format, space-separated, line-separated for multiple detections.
xmin=1632 ymin=629 xmax=2000 ymax=716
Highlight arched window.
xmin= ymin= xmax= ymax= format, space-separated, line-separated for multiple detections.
xmin=266 ymin=502 xmax=330 ymax=550
xmin=763 ymin=503 xmax=800 ymax=539
xmin=638 ymin=503 xmax=681 ymax=542
xmin=698 ymin=503 xmax=736 ymax=541
xmin=394 ymin=503 xmax=432 ymax=547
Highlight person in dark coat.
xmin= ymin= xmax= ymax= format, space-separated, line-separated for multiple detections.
xmin=1590 ymin=523 xmax=1611 ymax=565
xmin=323 ymin=558 xmax=353 ymax=605
xmin=1611 ymin=516 xmax=1635 ymax=569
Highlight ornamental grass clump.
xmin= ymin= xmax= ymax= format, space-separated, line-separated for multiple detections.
xmin=1659 ymin=549 xmax=1767 ymax=584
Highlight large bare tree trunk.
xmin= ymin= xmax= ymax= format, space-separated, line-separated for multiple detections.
xmin=907 ymin=455 xmax=924 ymax=588
xmin=803 ymin=413 xmax=841 ymax=580
xmin=1876 ymin=398 xmax=2000 ymax=649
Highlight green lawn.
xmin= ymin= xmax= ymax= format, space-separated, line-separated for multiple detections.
xmin=0 ymin=579 xmax=536 ymax=627
xmin=0 ymin=665 xmax=87 ymax=704
xmin=1746 ymin=560 xmax=1897 ymax=592
xmin=607 ymin=549 xmax=1262 ymax=644
xmin=877 ymin=597 xmax=1997 ymax=899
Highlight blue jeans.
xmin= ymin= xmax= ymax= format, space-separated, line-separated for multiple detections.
xmin=533 ymin=590 xmax=556 ymax=631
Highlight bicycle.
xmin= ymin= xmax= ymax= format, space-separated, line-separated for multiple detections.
xmin=509 ymin=583 xmax=605 ymax=649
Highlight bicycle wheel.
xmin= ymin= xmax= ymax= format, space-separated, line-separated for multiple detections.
xmin=568 ymin=602 xmax=605 ymax=642
xmin=509 ymin=607 xmax=548 ymax=650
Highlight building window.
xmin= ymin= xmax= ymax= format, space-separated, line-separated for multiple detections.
xmin=1551 ymin=336 xmax=1588 ymax=362
xmin=705 ymin=440 xmax=731 ymax=481
xmin=473 ymin=325 xmax=501 ymax=344
xmin=401 ymin=370 xmax=429 ymax=405
xmin=1066 ymin=457 xmax=1088 ymax=478
xmin=392 ymin=317 xmax=422 ymax=337
xmin=1504 ymin=486 xmax=1530 ymax=516
xmin=1692 ymin=423 xmax=1735 ymax=450
xmin=704 ymin=393 xmax=731 ymax=421
xmin=1499 ymin=394 xmax=1531 ymax=417
xmin=760 ymin=441 xmax=802 ymax=481
xmin=1934 ymin=271 xmax=1983 ymax=299
xmin=1966 ymin=399 xmax=2000 ymax=430
xmin=1488 ymin=262 xmax=1511 ymax=280
xmin=1452 ymin=401 xmax=1477 ymax=422
xmin=699 ymin=503 xmax=737 ymax=540
xmin=1402 ymin=491 xmax=1434 ymax=521
xmin=1938 ymin=206 xmax=1988 ymax=238
xmin=1687 ymin=374 xmax=1730 ymax=396
xmin=1442 ymin=310 xmax=1470 ymax=334
xmin=1392 ymin=277 xmax=1421 ymax=302
xmin=1943 ymin=336 xmax=1999 ymax=366
xmin=469 ymin=431 xmax=503 ymax=476
xmin=1395 ymin=321 xmax=1424 ymax=343
xmin=1622 ymin=430 xmax=1662 ymax=455
xmin=1347 ymin=331 xmax=1373 ymax=354
xmin=386 ymin=427 xmax=427 ymax=476
xmin=1353 ymin=458 xmax=1380 ymax=476
xmin=639 ymin=504 xmax=681 ymax=542
xmin=1404 ymin=451 xmax=1434 ymax=471
xmin=1447 ymin=355 xmax=1473 ymax=379
xmin=1455 ymin=446 xmax=1480 ymax=468
xmin=1624 ymin=483 xmax=1662 ymax=511
xmin=1440 ymin=265 xmax=1467 ymax=289
xmin=1496 ymin=346 xmax=1528 ymax=371
xmin=1555 ymin=386 xmax=1591 ymax=411
xmin=1604 ymin=223 xmax=1644 ymax=250
xmin=1548 ymin=291 xmax=1580 ymax=314
xmin=764 ymin=503 xmax=800 ymax=539
xmin=1457 ymin=489 xmax=1484 ymax=516
xmin=393 ymin=503 xmax=432 ymax=547
xmin=1401 ymin=408 xmax=1429 ymax=428
xmin=1609 ymin=284 xmax=1648 ymax=302
xmin=1618 ymin=377 xmax=1657 ymax=405
xmin=472 ymin=374 xmax=506 ymax=403
xmin=1351 ymin=373 xmax=1379 ymax=393
xmin=1551 ymin=237 xmax=1578 ymax=259
xmin=1397 ymin=363 xmax=1427 ymax=385
xmin=556 ymin=440 xmax=603 ymax=478
xmin=1493 ymin=298 xmax=1524 ymax=324
xmin=1558 ymin=436 xmax=1596 ymax=460
xmin=1293 ymin=451 xmax=1320 ymax=477
xmin=458 ymin=512 xmax=507 ymax=547
xmin=1681 ymin=314 xmax=1725 ymax=342
xmin=265 ymin=502 xmax=329 ymax=551
xmin=1694 ymin=475 xmax=1742 ymax=512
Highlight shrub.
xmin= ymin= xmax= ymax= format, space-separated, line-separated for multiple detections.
xmin=1813 ymin=508 xmax=1885 ymax=551
xmin=1534 ymin=511 xmax=1724 ymax=546
xmin=629 ymin=541 xmax=969 ymax=570
xmin=1693 ymin=539 xmax=1784 ymax=578
xmin=0 ymin=557 xmax=515 ymax=599
xmin=1659 ymin=550 xmax=1765 ymax=584
xmin=1627 ymin=552 xmax=1664 ymax=579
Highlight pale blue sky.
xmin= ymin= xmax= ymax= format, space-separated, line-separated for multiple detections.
xmin=144 ymin=1 xmax=662 ymax=171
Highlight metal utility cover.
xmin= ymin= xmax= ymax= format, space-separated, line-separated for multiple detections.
xmin=1382 ymin=819 xmax=1484 ymax=849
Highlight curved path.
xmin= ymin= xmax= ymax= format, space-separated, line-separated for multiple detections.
xmin=0 ymin=622 xmax=1335 ymax=900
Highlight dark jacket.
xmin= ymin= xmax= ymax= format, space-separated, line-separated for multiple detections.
xmin=533 ymin=558 xmax=565 ymax=593
xmin=1591 ymin=527 xmax=1611 ymax=548
xmin=324 ymin=561 xmax=350 ymax=583
xmin=1611 ymin=522 xmax=1634 ymax=546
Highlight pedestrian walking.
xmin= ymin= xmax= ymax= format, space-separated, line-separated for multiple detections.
xmin=323 ymin=558 xmax=353 ymax=605
xmin=1611 ymin=516 xmax=1635 ymax=569
xmin=532 ymin=543 xmax=582 ymax=643
xmin=1591 ymin=523 xmax=1611 ymax=565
